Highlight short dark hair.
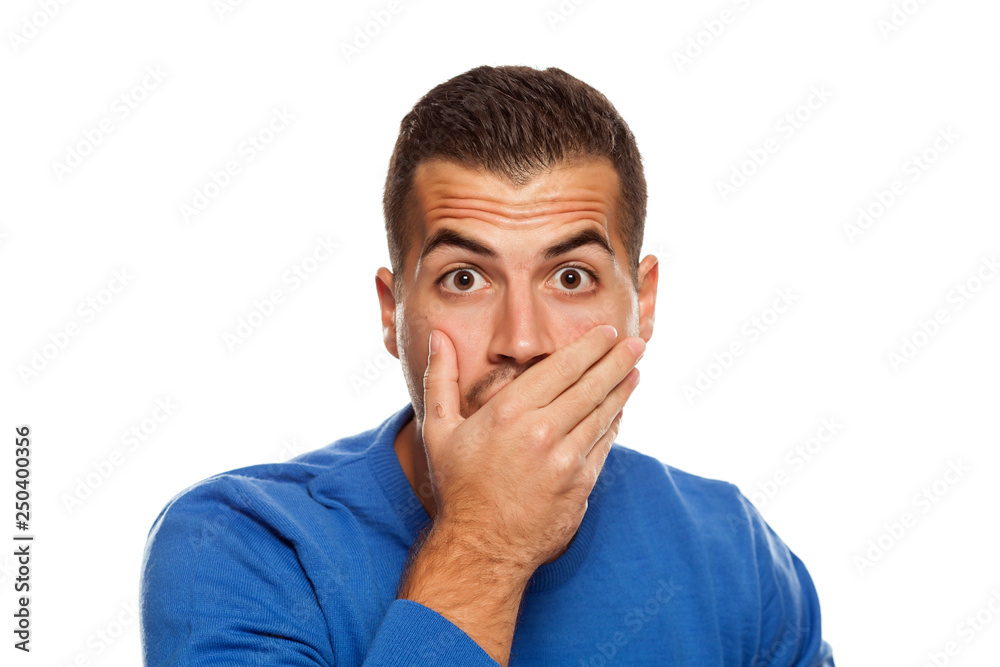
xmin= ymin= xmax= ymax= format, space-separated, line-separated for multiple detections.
xmin=382 ymin=65 xmax=647 ymax=297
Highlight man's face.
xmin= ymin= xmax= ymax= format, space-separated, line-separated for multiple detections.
xmin=376 ymin=156 xmax=658 ymax=423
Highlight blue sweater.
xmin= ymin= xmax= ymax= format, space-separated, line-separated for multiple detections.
xmin=140 ymin=403 xmax=835 ymax=665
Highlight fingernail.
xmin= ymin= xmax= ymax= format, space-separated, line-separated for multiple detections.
xmin=601 ymin=324 xmax=618 ymax=341
xmin=429 ymin=331 xmax=439 ymax=356
xmin=627 ymin=338 xmax=645 ymax=360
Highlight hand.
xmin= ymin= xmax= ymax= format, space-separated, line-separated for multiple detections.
xmin=420 ymin=324 xmax=644 ymax=571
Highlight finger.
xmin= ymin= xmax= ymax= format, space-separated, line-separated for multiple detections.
xmin=546 ymin=335 xmax=643 ymax=440
xmin=570 ymin=366 xmax=638 ymax=461
xmin=421 ymin=330 xmax=462 ymax=443
xmin=494 ymin=324 xmax=619 ymax=413
xmin=583 ymin=407 xmax=623 ymax=480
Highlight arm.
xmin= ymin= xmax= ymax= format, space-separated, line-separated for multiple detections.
xmin=734 ymin=491 xmax=835 ymax=667
xmin=140 ymin=478 xmax=505 ymax=667
xmin=392 ymin=521 xmax=534 ymax=666
xmin=139 ymin=479 xmax=335 ymax=667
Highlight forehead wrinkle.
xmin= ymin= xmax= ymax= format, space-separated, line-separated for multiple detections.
xmin=428 ymin=195 xmax=610 ymax=219
xmin=410 ymin=158 xmax=624 ymax=275
xmin=424 ymin=205 xmax=609 ymax=230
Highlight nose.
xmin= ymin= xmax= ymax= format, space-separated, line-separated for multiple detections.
xmin=486 ymin=278 xmax=554 ymax=369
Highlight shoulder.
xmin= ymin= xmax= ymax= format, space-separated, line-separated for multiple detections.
xmin=149 ymin=413 xmax=382 ymax=518
xmin=604 ymin=442 xmax=747 ymax=520
xmin=605 ymin=443 xmax=806 ymax=600
xmin=138 ymin=449 xmax=365 ymax=665
xmin=606 ymin=444 xmax=832 ymax=664
xmin=143 ymin=424 xmax=378 ymax=555
xmin=139 ymin=444 xmax=364 ymax=614
xmin=147 ymin=459 xmax=320 ymax=530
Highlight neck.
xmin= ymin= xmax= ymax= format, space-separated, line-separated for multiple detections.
xmin=393 ymin=414 xmax=437 ymax=521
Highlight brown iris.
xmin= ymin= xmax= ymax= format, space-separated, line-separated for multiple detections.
xmin=559 ymin=269 xmax=582 ymax=289
xmin=452 ymin=270 xmax=475 ymax=290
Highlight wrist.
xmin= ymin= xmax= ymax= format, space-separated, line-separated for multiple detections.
xmin=431 ymin=517 xmax=537 ymax=580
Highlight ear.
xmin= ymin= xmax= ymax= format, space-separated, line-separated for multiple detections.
xmin=636 ymin=254 xmax=659 ymax=343
xmin=375 ymin=267 xmax=400 ymax=359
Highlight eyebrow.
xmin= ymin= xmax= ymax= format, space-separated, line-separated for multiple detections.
xmin=419 ymin=227 xmax=616 ymax=265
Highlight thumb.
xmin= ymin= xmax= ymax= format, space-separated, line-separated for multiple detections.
xmin=422 ymin=329 xmax=461 ymax=442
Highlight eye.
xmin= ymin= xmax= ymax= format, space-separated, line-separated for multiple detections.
xmin=439 ymin=267 xmax=489 ymax=293
xmin=551 ymin=265 xmax=597 ymax=292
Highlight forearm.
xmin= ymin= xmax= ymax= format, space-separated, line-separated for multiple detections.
xmin=397 ymin=521 xmax=535 ymax=667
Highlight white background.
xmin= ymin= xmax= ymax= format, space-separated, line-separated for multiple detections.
xmin=2 ymin=0 xmax=999 ymax=665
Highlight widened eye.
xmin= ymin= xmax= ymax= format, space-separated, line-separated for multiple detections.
xmin=440 ymin=267 xmax=488 ymax=293
xmin=551 ymin=266 xmax=596 ymax=291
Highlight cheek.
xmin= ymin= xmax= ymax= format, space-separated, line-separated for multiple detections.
xmin=547 ymin=297 xmax=628 ymax=341
xmin=424 ymin=299 xmax=495 ymax=347
xmin=394 ymin=303 xmax=429 ymax=377
xmin=435 ymin=321 xmax=491 ymax=393
xmin=399 ymin=302 xmax=485 ymax=384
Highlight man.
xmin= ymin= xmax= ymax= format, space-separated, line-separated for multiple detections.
xmin=140 ymin=65 xmax=834 ymax=666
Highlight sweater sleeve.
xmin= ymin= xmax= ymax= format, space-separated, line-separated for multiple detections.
xmin=734 ymin=489 xmax=836 ymax=667
xmin=362 ymin=599 xmax=499 ymax=666
xmin=139 ymin=477 xmax=336 ymax=666
xmin=139 ymin=477 xmax=499 ymax=666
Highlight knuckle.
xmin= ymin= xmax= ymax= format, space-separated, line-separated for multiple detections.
xmin=491 ymin=400 xmax=519 ymax=427
xmin=551 ymin=353 xmax=576 ymax=382
xmin=613 ymin=369 xmax=635 ymax=397
xmin=605 ymin=414 xmax=622 ymax=441
xmin=591 ymin=415 xmax=615 ymax=449
xmin=614 ymin=346 xmax=634 ymax=375
xmin=551 ymin=450 xmax=578 ymax=476
xmin=528 ymin=417 xmax=555 ymax=447
xmin=578 ymin=374 xmax=605 ymax=406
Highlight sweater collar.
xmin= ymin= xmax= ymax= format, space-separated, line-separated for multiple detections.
xmin=367 ymin=403 xmax=605 ymax=594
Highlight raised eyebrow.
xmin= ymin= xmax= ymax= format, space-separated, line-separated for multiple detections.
xmin=419 ymin=227 xmax=615 ymax=264
xmin=542 ymin=228 xmax=615 ymax=263
xmin=419 ymin=228 xmax=499 ymax=263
